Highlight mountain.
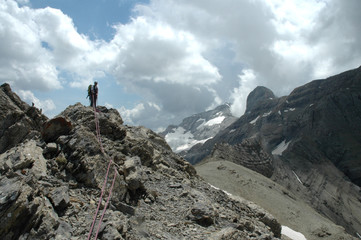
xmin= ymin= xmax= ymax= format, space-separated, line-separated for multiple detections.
xmin=0 ymin=83 xmax=283 ymax=239
xmin=185 ymin=66 xmax=361 ymax=237
xmin=159 ymin=103 xmax=237 ymax=153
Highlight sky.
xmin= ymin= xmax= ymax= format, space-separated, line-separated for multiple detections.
xmin=1 ymin=0 xmax=361 ymax=131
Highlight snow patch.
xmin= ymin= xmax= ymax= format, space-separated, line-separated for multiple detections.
xmin=272 ymin=140 xmax=290 ymax=155
xmin=262 ymin=111 xmax=272 ymax=117
xmin=289 ymin=108 xmax=296 ymax=111
xmin=278 ymin=110 xmax=281 ymax=115
xmin=229 ymin=129 xmax=236 ymax=134
xmin=282 ymin=226 xmax=307 ymax=240
xmin=209 ymin=184 xmax=233 ymax=197
xmin=175 ymin=137 xmax=212 ymax=152
xmin=292 ymin=171 xmax=303 ymax=184
xmin=165 ymin=127 xmax=211 ymax=153
xmin=205 ymin=116 xmax=225 ymax=126
xmin=250 ymin=116 xmax=260 ymax=125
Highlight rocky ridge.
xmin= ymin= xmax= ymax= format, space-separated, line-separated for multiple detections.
xmin=185 ymin=66 xmax=361 ymax=237
xmin=0 ymin=83 xmax=282 ymax=239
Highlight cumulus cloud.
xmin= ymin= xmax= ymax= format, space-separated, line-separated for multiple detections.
xmin=0 ymin=1 xmax=60 ymax=90
xmin=17 ymin=89 xmax=56 ymax=113
xmin=230 ymin=69 xmax=258 ymax=117
xmin=1 ymin=0 xmax=360 ymax=130
xmin=0 ymin=0 xmax=112 ymax=91
xmin=118 ymin=102 xmax=168 ymax=130
xmin=110 ymin=16 xmax=221 ymax=86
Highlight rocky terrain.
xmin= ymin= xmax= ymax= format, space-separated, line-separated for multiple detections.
xmin=160 ymin=103 xmax=237 ymax=153
xmin=0 ymin=83 xmax=284 ymax=239
xmin=184 ymin=66 xmax=361 ymax=238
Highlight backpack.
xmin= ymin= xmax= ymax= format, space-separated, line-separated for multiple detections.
xmin=87 ymin=84 xmax=92 ymax=98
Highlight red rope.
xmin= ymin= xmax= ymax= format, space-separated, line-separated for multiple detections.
xmin=94 ymin=166 xmax=118 ymax=239
xmin=87 ymin=95 xmax=118 ymax=240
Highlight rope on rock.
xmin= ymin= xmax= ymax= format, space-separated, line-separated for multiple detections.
xmin=87 ymin=96 xmax=118 ymax=240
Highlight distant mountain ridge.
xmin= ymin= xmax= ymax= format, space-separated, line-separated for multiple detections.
xmin=183 ymin=66 xmax=361 ymax=237
xmin=160 ymin=103 xmax=237 ymax=153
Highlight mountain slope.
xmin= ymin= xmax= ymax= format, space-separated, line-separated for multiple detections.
xmin=0 ymin=84 xmax=282 ymax=239
xmin=186 ymin=66 xmax=361 ymax=237
xmin=196 ymin=160 xmax=355 ymax=240
xmin=160 ymin=103 xmax=237 ymax=153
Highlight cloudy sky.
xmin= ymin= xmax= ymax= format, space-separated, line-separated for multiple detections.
xmin=1 ymin=0 xmax=360 ymax=131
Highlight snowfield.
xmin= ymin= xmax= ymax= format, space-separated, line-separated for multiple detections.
xmin=272 ymin=140 xmax=290 ymax=155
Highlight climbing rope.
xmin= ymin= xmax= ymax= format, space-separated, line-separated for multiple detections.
xmin=94 ymin=166 xmax=118 ymax=240
xmin=87 ymin=96 xmax=118 ymax=240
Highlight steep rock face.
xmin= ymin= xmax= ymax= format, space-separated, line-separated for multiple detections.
xmin=188 ymin=66 xmax=361 ymax=237
xmin=160 ymin=103 xmax=237 ymax=153
xmin=0 ymin=83 xmax=47 ymax=154
xmin=0 ymin=92 xmax=281 ymax=239
xmin=245 ymin=86 xmax=277 ymax=113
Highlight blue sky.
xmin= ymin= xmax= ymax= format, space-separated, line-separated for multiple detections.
xmin=1 ymin=0 xmax=361 ymax=131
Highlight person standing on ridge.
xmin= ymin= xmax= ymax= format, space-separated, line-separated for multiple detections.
xmin=90 ymin=81 xmax=98 ymax=108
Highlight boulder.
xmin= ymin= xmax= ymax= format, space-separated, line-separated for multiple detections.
xmin=42 ymin=117 xmax=72 ymax=143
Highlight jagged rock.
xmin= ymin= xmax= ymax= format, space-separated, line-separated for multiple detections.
xmin=0 ymin=83 xmax=47 ymax=154
xmin=41 ymin=117 xmax=72 ymax=143
xmin=43 ymin=142 xmax=58 ymax=159
xmin=189 ymin=201 xmax=216 ymax=227
xmin=49 ymin=186 xmax=70 ymax=213
xmin=0 ymin=140 xmax=47 ymax=179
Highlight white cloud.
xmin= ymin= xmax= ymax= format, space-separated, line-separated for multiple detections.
xmin=17 ymin=90 xmax=56 ymax=114
xmin=0 ymin=0 xmax=113 ymax=91
xmin=110 ymin=16 xmax=221 ymax=86
xmin=230 ymin=69 xmax=257 ymax=117
xmin=0 ymin=1 xmax=61 ymax=90
xmin=1 ymin=0 xmax=361 ymax=130
xmin=118 ymin=103 xmax=145 ymax=125
xmin=104 ymin=102 xmax=114 ymax=109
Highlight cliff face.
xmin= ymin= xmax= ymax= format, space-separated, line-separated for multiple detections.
xmin=187 ymin=66 xmax=361 ymax=236
xmin=0 ymin=84 xmax=281 ymax=239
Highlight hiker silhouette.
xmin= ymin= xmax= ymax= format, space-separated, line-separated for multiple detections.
xmin=89 ymin=81 xmax=98 ymax=108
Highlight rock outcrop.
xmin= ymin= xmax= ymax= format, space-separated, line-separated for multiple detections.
xmin=0 ymin=86 xmax=281 ymax=239
xmin=186 ymin=66 xmax=361 ymax=237
xmin=204 ymin=138 xmax=274 ymax=178
xmin=0 ymin=83 xmax=47 ymax=154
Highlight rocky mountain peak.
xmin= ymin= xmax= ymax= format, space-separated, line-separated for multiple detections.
xmin=0 ymin=84 xmax=281 ymax=239
xmin=246 ymin=86 xmax=276 ymax=113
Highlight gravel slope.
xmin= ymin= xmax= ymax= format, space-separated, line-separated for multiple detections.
xmin=195 ymin=160 xmax=356 ymax=240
